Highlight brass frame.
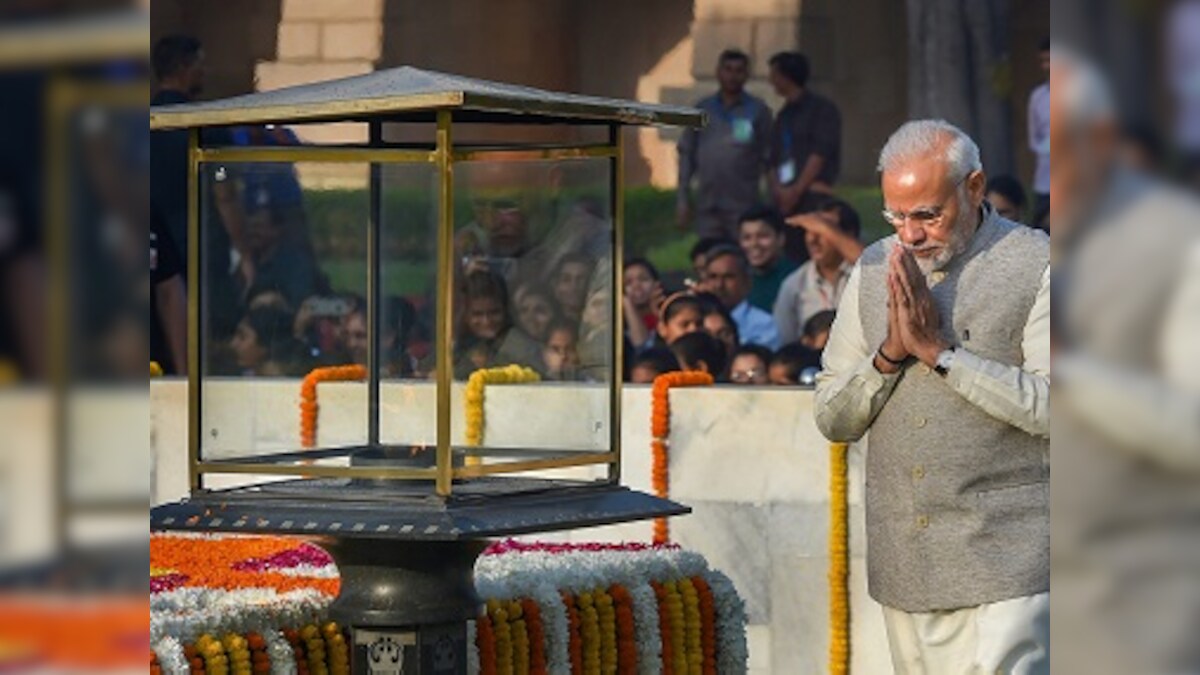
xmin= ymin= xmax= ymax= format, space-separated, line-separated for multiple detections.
xmin=44 ymin=78 xmax=150 ymax=543
xmin=186 ymin=114 xmax=630 ymax=496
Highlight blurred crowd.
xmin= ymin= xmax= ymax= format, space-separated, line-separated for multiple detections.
xmin=141 ymin=37 xmax=1071 ymax=390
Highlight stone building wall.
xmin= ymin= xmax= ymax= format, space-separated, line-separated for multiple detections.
xmin=151 ymin=0 xmax=1044 ymax=190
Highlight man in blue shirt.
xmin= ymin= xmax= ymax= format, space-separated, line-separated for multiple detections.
xmin=677 ymin=49 xmax=773 ymax=240
xmin=703 ymin=245 xmax=780 ymax=350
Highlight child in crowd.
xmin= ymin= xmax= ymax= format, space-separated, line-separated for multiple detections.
xmin=774 ymin=198 xmax=863 ymax=345
xmin=656 ymin=293 xmax=705 ymax=345
xmin=729 ymin=344 xmax=773 ymax=385
xmin=551 ymin=253 xmax=593 ymax=322
xmin=800 ymin=310 xmax=836 ymax=352
xmin=670 ymin=332 xmax=727 ymax=379
xmin=542 ymin=319 xmax=581 ymax=381
xmin=454 ymin=270 xmax=542 ymax=378
xmin=628 ymin=348 xmax=680 ymax=384
xmin=738 ymin=207 xmax=797 ymax=312
xmin=513 ymin=284 xmax=559 ymax=343
xmin=623 ymin=258 xmax=663 ymax=351
xmin=768 ymin=342 xmax=822 ymax=386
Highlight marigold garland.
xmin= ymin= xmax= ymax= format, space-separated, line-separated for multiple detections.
xmin=609 ymin=584 xmax=638 ymax=673
xmin=577 ymin=591 xmax=601 ymax=675
xmin=650 ymin=581 xmax=674 ymax=674
xmin=691 ymin=577 xmax=718 ymax=675
xmin=829 ymin=442 xmax=851 ymax=675
xmin=520 ymin=598 xmax=547 ymax=675
xmin=562 ymin=592 xmax=584 ymax=674
xmin=664 ymin=581 xmax=687 ymax=675
xmin=298 ymin=365 xmax=367 ymax=448
xmin=650 ymin=372 xmax=714 ymax=544
xmin=489 ymin=599 xmax=515 ymax=675
xmin=477 ymin=614 xmax=498 ymax=675
xmin=509 ymin=600 xmax=530 ymax=675
xmin=594 ymin=588 xmax=617 ymax=674
xmin=679 ymin=578 xmax=703 ymax=675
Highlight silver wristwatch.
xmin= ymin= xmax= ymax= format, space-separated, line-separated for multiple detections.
xmin=934 ymin=348 xmax=956 ymax=377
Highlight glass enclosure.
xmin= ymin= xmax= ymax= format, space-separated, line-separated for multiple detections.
xmin=189 ymin=121 xmax=621 ymax=494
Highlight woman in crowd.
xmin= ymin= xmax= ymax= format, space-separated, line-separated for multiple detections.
xmin=230 ymin=305 xmax=308 ymax=376
xmin=655 ymin=293 xmax=705 ymax=346
xmin=622 ymin=258 xmax=663 ymax=352
xmin=550 ymin=253 xmax=594 ymax=323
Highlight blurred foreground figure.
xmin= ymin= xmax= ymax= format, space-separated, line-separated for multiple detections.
xmin=1051 ymin=48 xmax=1200 ymax=674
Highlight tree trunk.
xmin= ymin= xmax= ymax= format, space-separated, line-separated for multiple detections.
xmin=906 ymin=0 xmax=1014 ymax=176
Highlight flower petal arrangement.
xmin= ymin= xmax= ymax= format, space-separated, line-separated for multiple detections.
xmin=151 ymin=535 xmax=748 ymax=674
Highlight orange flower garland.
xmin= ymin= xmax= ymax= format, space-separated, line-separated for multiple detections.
xmin=299 ymin=365 xmax=367 ymax=448
xmin=561 ymin=592 xmax=584 ymax=674
xmin=650 ymin=371 xmax=714 ymax=544
xmin=691 ymin=577 xmax=718 ymax=675
xmin=609 ymin=584 xmax=638 ymax=673
xmin=477 ymin=613 xmax=498 ymax=675
xmin=520 ymin=598 xmax=547 ymax=675
xmin=650 ymin=581 xmax=674 ymax=674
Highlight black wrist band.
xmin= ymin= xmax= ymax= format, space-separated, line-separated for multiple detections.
xmin=877 ymin=345 xmax=907 ymax=367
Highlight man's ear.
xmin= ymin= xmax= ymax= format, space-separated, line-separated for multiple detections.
xmin=967 ymin=170 xmax=987 ymax=207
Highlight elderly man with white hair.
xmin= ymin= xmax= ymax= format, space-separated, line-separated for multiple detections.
xmin=815 ymin=119 xmax=1050 ymax=674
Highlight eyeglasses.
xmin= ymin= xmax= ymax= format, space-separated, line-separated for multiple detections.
xmin=880 ymin=173 xmax=973 ymax=228
xmin=730 ymin=369 xmax=761 ymax=383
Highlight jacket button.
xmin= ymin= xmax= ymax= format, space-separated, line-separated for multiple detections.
xmin=914 ymin=417 xmax=927 ymax=428
xmin=918 ymin=364 xmax=932 ymax=376
xmin=916 ymin=515 xmax=930 ymax=529
xmin=912 ymin=466 xmax=925 ymax=480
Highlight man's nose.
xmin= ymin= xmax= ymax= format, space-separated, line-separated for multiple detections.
xmin=898 ymin=221 xmax=926 ymax=245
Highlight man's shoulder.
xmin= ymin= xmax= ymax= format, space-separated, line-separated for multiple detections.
xmin=741 ymin=91 xmax=770 ymax=111
xmin=992 ymin=216 xmax=1050 ymax=257
xmin=808 ymin=90 xmax=841 ymax=111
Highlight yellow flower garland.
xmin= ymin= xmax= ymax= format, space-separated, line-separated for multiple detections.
xmin=678 ymin=578 xmax=703 ymax=675
xmin=664 ymin=580 xmax=687 ymax=674
xmin=594 ymin=588 xmax=617 ymax=674
xmin=577 ymin=591 xmax=602 ymax=675
xmin=465 ymin=365 xmax=542 ymax=465
xmin=829 ymin=442 xmax=851 ymax=675
xmin=509 ymin=600 xmax=529 ymax=675
xmin=489 ymin=599 xmax=514 ymax=675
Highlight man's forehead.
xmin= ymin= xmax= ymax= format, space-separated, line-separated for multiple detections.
xmin=881 ymin=158 xmax=950 ymax=202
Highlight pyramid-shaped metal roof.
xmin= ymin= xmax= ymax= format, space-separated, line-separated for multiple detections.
xmin=150 ymin=65 xmax=704 ymax=130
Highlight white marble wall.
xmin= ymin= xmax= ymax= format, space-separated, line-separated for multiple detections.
xmin=149 ymin=379 xmax=893 ymax=674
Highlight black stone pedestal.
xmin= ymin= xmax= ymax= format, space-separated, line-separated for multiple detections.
xmin=320 ymin=538 xmax=486 ymax=674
